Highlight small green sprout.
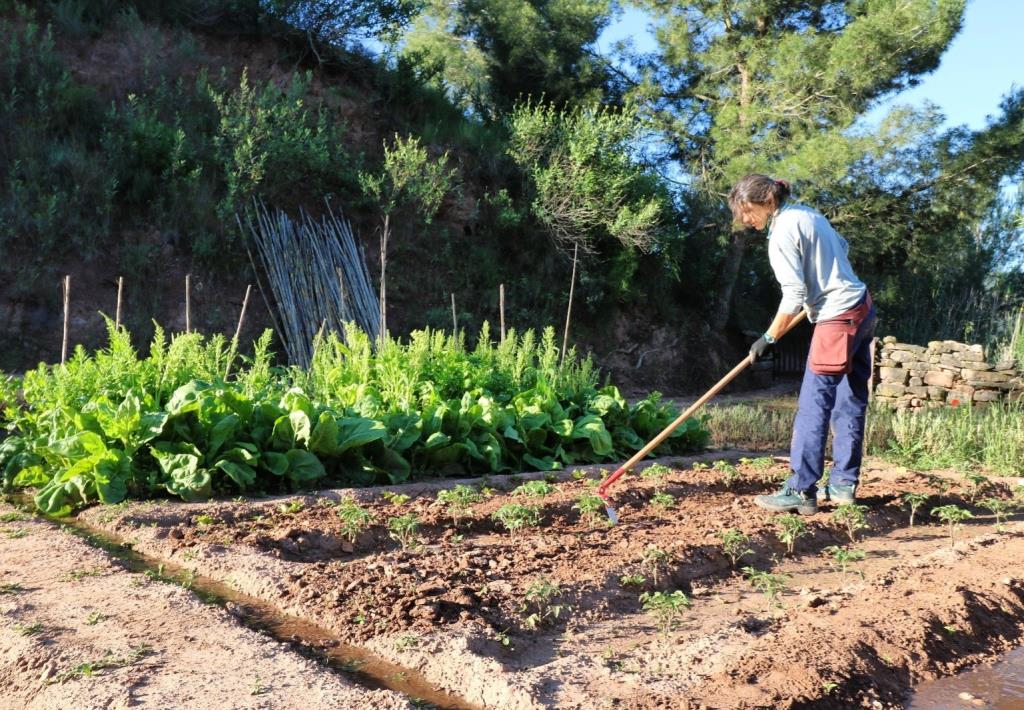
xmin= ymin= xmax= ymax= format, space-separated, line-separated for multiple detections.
xmin=902 ymin=492 xmax=929 ymax=527
xmin=619 ymin=574 xmax=647 ymax=587
xmin=573 ymin=492 xmax=606 ymax=529
xmin=520 ymin=578 xmax=567 ymax=630
xmin=492 ymin=504 xmax=542 ymax=536
xmin=775 ymin=514 xmax=809 ymax=556
xmin=823 ymin=545 xmax=866 ymax=578
xmin=381 ymin=491 xmax=411 ymax=505
xmin=649 ymin=491 xmax=676 ymax=510
xmin=512 ymin=480 xmax=554 ymax=498
xmin=931 ymin=505 xmax=973 ymax=548
xmin=640 ymin=545 xmax=672 ymax=586
xmin=832 ymin=504 xmax=869 ymax=543
xmin=742 ymin=567 xmax=790 ymax=609
xmin=277 ymin=500 xmax=304 ymax=515
xmin=961 ymin=471 xmax=989 ymax=503
xmin=981 ymin=497 xmax=1013 ymax=532
xmin=437 ymin=484 xmax=482 ymax=526
xmin=387 ymin=513 xmax=420 ymax=549
xmin=336 ymin=497 xmax=372 ymax=544
xmin=718 ymin=528 xmax=754 ymax=567
xmin=639 ymin=590 xmax=691 ymax=636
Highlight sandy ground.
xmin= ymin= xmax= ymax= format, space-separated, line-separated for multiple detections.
xmin=67 ymin=453 xmax=1024 ymax=709
xmin=0 ymin=505 xmax=409 ymax=710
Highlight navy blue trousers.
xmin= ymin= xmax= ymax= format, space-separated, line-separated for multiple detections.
xmin=787 ymin=304 xmax=877 ymax=493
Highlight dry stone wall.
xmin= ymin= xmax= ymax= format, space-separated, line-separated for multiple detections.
xmin=873 ymin=336 xmax=1022 ymax=410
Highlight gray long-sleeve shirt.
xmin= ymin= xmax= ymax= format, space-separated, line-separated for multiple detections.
xmin=767 ymin=203 xmax=866 ymax=323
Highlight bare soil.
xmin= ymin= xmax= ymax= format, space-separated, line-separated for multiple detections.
xmin=0 ymin=504 xmax=408 ymax=710
xmin=69 ymin=453 xmax=1024 ymax=709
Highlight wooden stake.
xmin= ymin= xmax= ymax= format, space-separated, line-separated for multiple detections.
xmin=499 ymin=283 xmax=506 ymax=343
xmin=379 ymin=214 xmax=389 ymax=343
xmin=61 ymin=275 xmax=70 ymax=365
xmin=233 ymin=284 xmax=252 ymax=342
xmin=185 ymin=273 xmax=192 ymax=333
xmin=451 ymin=292 xmax=457 ymax=334
xmin=115 ymin=276 xmax=124 ymax=329
xmin=561 ymin=244 xmax=579 ymax=363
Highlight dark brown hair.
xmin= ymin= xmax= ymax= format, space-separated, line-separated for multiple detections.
xmin=727 ymin=174 xmax=791 ymax=220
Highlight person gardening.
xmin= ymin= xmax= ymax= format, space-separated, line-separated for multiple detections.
xmin=730 ymin=174 xmax=876 ymax=514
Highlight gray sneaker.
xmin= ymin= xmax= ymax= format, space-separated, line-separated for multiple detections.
xmin=754 ymin=485 xmax=819 ymax=515
xmin=816 ymin=482 xmax=856 ymax=504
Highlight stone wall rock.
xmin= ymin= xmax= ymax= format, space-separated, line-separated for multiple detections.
xmin=873 ymin=338 xmax=1022 ymax=411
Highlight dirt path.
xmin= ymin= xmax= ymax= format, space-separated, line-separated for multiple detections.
xmin=0 ymin=504 xmax=409 ymax=710
xmin=68 ymin=453 xmax=1024 ymax=709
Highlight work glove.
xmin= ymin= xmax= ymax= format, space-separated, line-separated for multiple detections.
xmin=749 ymin=333 xmax=775 ymax=362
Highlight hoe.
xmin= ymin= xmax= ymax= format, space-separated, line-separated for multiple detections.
xmin=596 ymin=311 xmax=807 ymax=523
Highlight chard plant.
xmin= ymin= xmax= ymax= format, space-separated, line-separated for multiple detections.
xmin=718 ymin=528 xmax=753 ymax=567
xmin=572 ymin=492 xmax=605 ymax=529
xmin=981 ymin=497 xmax=1013 ymax=532
xmin=639 ymin=590 xmax=691 ymax=636
xmin=492 ymin=503 xmax=542 ymax=536
xmin=512 ymin=480 xmax=554 ymax=498
xmin=336 ymin=497 xmax=372 ymax=544
xmin=823 ymin=545 xmax=865 ymax=578
xmin=775 ymin=514 xmax=809 ymax=556
xmin=387 ymin=512 xmax=420 ymax=549
xmin=831 ymin=504 xmax=869 ymax=543
xmin=520 ymin=578 xmax=566 ymax=630
xmin=742 ymin=567 xmax=790 ymax=609
xmin=931 ymin=505 xmax=973 ymax=548
xmin=649 ymin=491 xmax=675 ymax=510
xmin=640 ymin=545 xmax=672 ymax=587
xmin=902 ymin=492 xmax=929 ymax=527
xmin=436 ymin=484 xmax=482 ymax=526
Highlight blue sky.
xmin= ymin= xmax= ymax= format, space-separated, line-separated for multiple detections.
xmin=598 ymin=0 xmax=1022 ymax=131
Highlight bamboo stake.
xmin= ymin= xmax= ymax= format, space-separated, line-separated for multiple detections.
xmin=233 ymin=284 xmax=252 ymax=342
xmin=115 ymin=276 xmax=124 ymax=329
xmin=451 ymin=292 xmax=457 ymax=333
xmin=61 ymin=275 xmax=70 ymax=365
xmin=499 ymin=283 xmax=505 ymax=342
xmin=561 ymin=244 xmax=579 ymax=363
xmin=185 ymin=273 xmax=192 ymax=333
xmin=379 ymin=214 xmax=389 ymax=343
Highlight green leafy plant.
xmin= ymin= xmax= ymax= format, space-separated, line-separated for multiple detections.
xmin=85 ymin=611 xmax=107 ymax=625
xmin=16 ymin=621 xmax=43 ymax=636
xmin=572 ymin=492 xmax=605 ymax=529
xmin=336 ymin=497 xmax=372 ymax=544
xmin=649 ymin=491 xmax=675 ymax=510
xmin=832 ymin=504 xmax=869 ymax=543
xmin=387 ymin=513 xmax=420 ymax=549
xmin=902 ymin=492 xmax=929 ymax=527
xmin=437 ymin=484 xmax=483 ymax=526
xmin=775 ymin=514 xmax=809 ymax=556
xmin=823 ymin=545 xmax=866 ymax=578
xmin=512 ymin=480 xmax=554 ymax=498
xmin=520 ymin=578 xmax=567 ymax=630
xmin=961 ymin=471 xmax=989 ymax=503
xmin=492 ymin=503 xmax=542 ymax=536
xmin=743 ymin=567 xmax=790 ymax=609
xmin=382 ymin=491 xmax=412 ymax=506
xmin=718 ymin=528 xmax=753 ymax=567
xmin=639 ymin=590 xmax=691 ymax=636
xmin=619 ymin=574 xmax=646 ymax=587
xmin=640 ymin=545 xmax=672 ymax=587
xmin=981 ymin=497 xmax=1013 ymax=532
xmin=640 ymin=463 xmax=672 ymax=490
xmin=931 ymin=505 xmax=973 ymax=547
xmin=278 ymin=500 xmax=305 ymax=515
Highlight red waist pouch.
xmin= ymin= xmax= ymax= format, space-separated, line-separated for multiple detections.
xmin=809 ymin=293 xmax=872 ymax=375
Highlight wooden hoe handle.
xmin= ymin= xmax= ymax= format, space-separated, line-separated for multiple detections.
xmin=597 ymin=310 xmax=808 ymax=501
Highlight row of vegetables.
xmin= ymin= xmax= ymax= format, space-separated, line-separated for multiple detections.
xmin=0 ymin=322 xmax=708 ymax=515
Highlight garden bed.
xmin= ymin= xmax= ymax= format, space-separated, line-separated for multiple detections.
xmin=74 ymin=453 xmax=1024 ymax=709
